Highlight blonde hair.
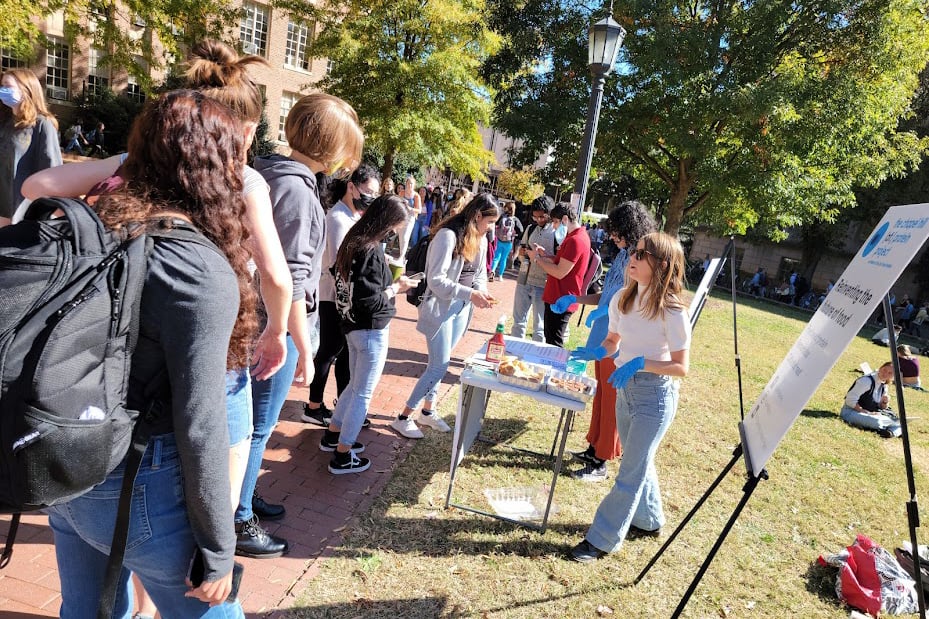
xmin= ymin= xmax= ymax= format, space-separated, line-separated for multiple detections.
xmin=618 ymin=232 xmax=687 ymax=320
xmin=1 ymin=69 xmax=58 ymax=130
xmin=184 ymin=39 xmax=267 ymax=123
xmin=897 ymin=344 xmax=912 ymax=357
xmin=285 ymin=93 xmax=363 ymax=174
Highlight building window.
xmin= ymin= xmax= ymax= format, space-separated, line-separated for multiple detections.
xmin=126 ymin=56 xmax=146 ymax=103
xmin=240 ymin=3 xmax=269 ymax=57
xmin=45 ymin=38 xmax=70 ymax=101
xmin=86 ymin=47 xmax=109 ymax=98
xmin=278 ymin=91 xmax=299 ymax=143
xmin=284 ymin=20 xmax=311 ymax=71
xmin=1 ymin=47 xmax=26 ymax=72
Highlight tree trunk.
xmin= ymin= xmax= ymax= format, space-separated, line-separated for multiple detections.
xmin=664 ymin=178 xmax=691 ymax=237
xmin=382 ymin=146 xmax=396 ymax=184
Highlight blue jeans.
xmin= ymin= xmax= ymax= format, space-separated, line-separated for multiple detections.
xmin=331 ymin=328 xmax=390 ymax=446
xmin=47 ymin=434 xmax=243 ymax=619
xmin=411 ymin=214 xmax=429 ymax=247
xmin=406 ymin=304 xmax=473 ymax=409
xmin=510 ymin=283 xmax=545 ymax=342
xmin=226 ymin=368 xmax=253 ymax=447
xmin=840 ymin=406 xmax=901 ymax=436
xmin=586 ymin=372 xmax=679 ymax=553
xmin=236 ymin=334 xmax=298 ymax=522
xmin=491 ymin=240 xmax=513 ymax=276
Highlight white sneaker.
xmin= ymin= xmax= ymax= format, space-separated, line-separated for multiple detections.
xmin=390 ymin=417 xmax=424 ymax=439
xmin=418 ymin=412 xmax=451 ymax=432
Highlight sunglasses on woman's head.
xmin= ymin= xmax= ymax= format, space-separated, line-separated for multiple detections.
xmin=631 ymin=248 xmax=655 ymax=261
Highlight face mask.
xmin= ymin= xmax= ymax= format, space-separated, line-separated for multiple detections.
xmin=554 ymin=222 xmax=567 ymax=245
xmin=354 ymin=192 xmax=376 ymax=211
xmin=0 ymin=86 xmax=22 ymax=108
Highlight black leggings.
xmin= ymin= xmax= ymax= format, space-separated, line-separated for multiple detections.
xmin=308 ymin=301 xmax=350 ymax=403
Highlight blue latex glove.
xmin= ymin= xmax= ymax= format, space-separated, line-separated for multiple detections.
xmin=608 ymin=356 xmax=645 ymax=390
xmin=584 ymin=305 xmax=609 ymax=328
xmin=551 ymin=294 xmax=576 ymax=314
xmin=570 ymin=345 xmax=607 ymax=361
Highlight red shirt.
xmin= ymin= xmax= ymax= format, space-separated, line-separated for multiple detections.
xmin=542 ymin=226 xmax=591 ymax=311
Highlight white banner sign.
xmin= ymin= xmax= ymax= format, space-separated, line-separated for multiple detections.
xmin=740 ymin=204 xmax=929 ymax=477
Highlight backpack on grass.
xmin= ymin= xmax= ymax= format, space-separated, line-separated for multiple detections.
xmin=0 ymin=197 xmax=217 ymax=617
xmin=405 ymin=233 xmax=431 ymax=306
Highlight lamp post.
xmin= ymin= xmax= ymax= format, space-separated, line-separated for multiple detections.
xmin=572 ymin=12 xmax=625 ymax=218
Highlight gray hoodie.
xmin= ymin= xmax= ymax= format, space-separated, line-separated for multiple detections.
xmin=253 ymin=155 xmax=325 ymax=313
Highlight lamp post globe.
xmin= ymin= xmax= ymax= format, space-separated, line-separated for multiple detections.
xmin=573 ymin=14 xmax=626 ymax=218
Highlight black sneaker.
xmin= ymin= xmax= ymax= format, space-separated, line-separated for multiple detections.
xmin=234 ymin=516 xmax=288 ymax=559
xmin=251 ymin=492 xmax=285 ymax=521
xmin=626 ymin=525 xmax=661 ymax=540
xmin=569 ymin=539 xmax=607 ymax=563
xmin=571 ymin=461 xmax=607 ymax=482
xmin=301 ymin=402 xmax=332 ymax=426
xmin=328 ymin=450 xmax=371 ymax=475
xmin=319 ymin=433 xmax=365 ymax=453
xmin=570 ymin=445 xmax=598 ymax=465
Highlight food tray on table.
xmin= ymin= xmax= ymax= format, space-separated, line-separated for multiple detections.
xmin=546 ymin=369 xmax=597 ymax=402
xmin=495 ymin=357 xmax=547 ymax=392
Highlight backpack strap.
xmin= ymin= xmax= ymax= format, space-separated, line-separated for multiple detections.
xmin=24 ymin=197 xmax=111 ymax=256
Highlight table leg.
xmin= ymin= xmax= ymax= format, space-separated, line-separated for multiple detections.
xmin=446 ymin=383 xmax=489 ymax=508
xmin=540 ymin=408 xmax=574 ymax=533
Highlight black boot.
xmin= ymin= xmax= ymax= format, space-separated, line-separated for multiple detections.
xmin=252 ymin=492 xmax=285 ymax=521
xmin=235 ymin=516 xmax=288 ymax=559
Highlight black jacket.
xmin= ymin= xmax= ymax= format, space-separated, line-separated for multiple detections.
xmin=334 ymin=246 xmax=395 ymax=332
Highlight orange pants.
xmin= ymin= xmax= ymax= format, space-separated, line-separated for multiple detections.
xmin=586 ymin=357 xmax=622 ymax=461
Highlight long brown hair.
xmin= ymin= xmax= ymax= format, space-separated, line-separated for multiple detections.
xmin=440 ymin=192 xmax=499 ymax=262
xmin=0 ymin=69 xmax=58 ymax=130
xmin=95 ymin=90 xmax=257 ymax=368
xmin=184 ymin=39 xmax=267 ymax=124
xmin=336 ymin=195 xmax=408 ymax=281
xmin=618 ymin=232 xmax=686 ymax=320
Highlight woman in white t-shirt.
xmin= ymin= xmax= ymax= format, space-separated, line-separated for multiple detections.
xmin=570 ymin=231 xmax=691 ymax=563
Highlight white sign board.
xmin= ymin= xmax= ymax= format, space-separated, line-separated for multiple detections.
xmin=740 ymin=204 xmax=929 ymax=477
xmin=689 ymin=257 xmax=723 ymax=328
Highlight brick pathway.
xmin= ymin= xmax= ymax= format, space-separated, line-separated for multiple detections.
xmin=0 ymin=271 xmax=517 ymax=616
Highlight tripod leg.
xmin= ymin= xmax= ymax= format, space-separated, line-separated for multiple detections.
xmin=671 ymin=471 xmax=767 ymax=619
xmin=635 ymin=445 xmax=742 ymax=584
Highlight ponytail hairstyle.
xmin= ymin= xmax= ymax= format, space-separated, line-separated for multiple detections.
xmin=618 ymin=231 xmax=687 ymax=320
xmin=441 ymin=192 xmax=500 ymax=262
xmin=184 ymin=39 xmax=267 ymax=124
xmin=335 ymin=195 xmax=408 ymax=280
xmin=1 ymin=69 xmax=57 ymax=130
xmin=94 ymin=90 xmax=257 ymax=369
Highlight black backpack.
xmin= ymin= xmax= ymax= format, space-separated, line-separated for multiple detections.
xmin=0 ymin=197 xmax=215 ymax=617
xmin=405 ymin=233 xmax=431 ymax=306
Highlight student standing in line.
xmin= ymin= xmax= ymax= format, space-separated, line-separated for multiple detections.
xmin=391 ymin=193 xmax=499 ymax=439
xmin=239 ymin=93 xmax=363 ymax=558
xmin=302 ymin=163 xmax=381 ymax=427
xmin=570 ymin=232 xmax=691 ymax=563
xmin=491 ymin=200 xmax=523 ymax=279
xmin=397 ymin=174 xmax=422 ymax=259
xmin=0 ymin=69 xmax=61 ymax=226
xmin=531 ymin=203 xmax=591 ymax=347
xmin=46 ymin=90 xmax=251 ymax=617
xmin=323 ymin=195 xmax=416 ymax=472
xmin=511 ymin=196 xmax=556 ymax=342
xmin=555 ymin=201 xmax=656 ymax=482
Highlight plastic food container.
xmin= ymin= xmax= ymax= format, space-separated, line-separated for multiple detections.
xmin=495 ymin=360 xmax=547 ymax=391
xmin=483 ymin=487 xmax=557 ymax=521
xmin=546 ymin=369 xmax=597 ymax=402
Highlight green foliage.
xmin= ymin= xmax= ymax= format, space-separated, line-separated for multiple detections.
xmin=71 ymin=88 xmax=143 ymax=152
xmin=496 ymin=167 xmax=545 ymax=203
xmin=486 ymin=0 xmax=929 ymax=238
xmin=312 ymin=0 xmax=498 ymax=181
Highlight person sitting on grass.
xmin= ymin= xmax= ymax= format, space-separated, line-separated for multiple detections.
xmin=840 ymin=362 xmax=901 ymax=438
xmin=897 ymin=344 xmax=924 ymax=391
xmin=872 ymin=324 xmax=903 ymax=347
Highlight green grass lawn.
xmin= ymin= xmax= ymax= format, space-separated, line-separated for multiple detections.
xmin=291 ymin=291 xmax=929 ymax=618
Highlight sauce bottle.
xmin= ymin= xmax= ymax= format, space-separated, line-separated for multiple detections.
xmin=486 ymin=315 xmax=507 ymax=363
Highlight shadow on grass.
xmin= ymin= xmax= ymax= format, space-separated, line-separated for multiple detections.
xmin=800 ymin=409 xmax=838 ymax=420
xmin=802 ymin=561 xmax=843 ymax=608
xmin=273 ymin=595 xmax=462 ymax=619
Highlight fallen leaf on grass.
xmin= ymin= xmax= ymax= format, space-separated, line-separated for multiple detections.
xmin=719 ymin=604 xmax=731 ymax=617
xmin=596 ymin=604 xmax=614 ymax=615
xmin=352 ymin=569 xmax=368 ymax=583
xmin=425 ymin=510 xmax=439 ymax=519
xmin=746 ymin=600 xmax=756 ymax=610
xmin=548 ymin=573 xmax=570 ymax=587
